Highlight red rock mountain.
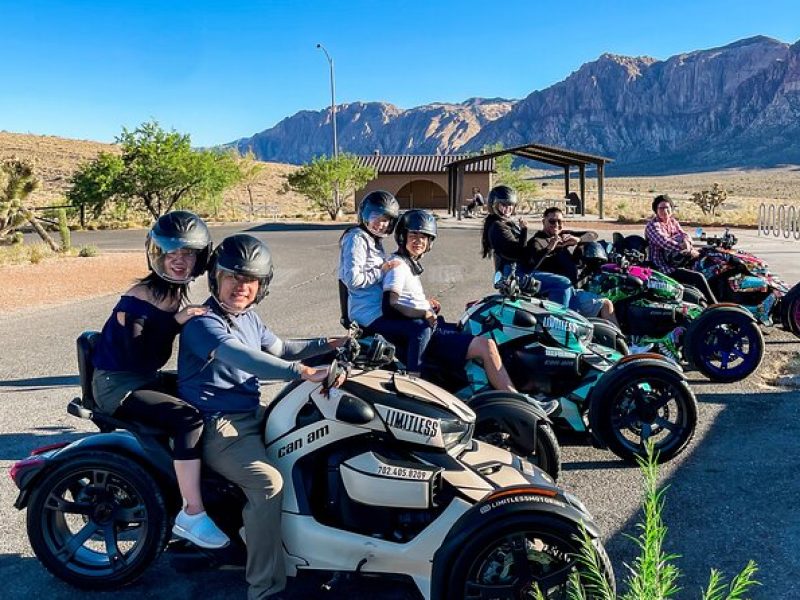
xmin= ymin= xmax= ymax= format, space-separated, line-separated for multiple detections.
xmin=231 ymin=36 xmax=800 ymax=173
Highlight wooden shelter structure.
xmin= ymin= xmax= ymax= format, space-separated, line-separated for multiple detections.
xmin=445 ymin=143 xmax=614 ymax=218
xmin=356 ymin=153 xmax=494 ymax=210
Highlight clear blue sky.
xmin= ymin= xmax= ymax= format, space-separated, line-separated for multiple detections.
xmin=2 ymin=0 xmax=799 ymax=147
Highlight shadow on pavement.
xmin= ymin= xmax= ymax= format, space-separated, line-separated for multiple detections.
xmin=604 ymin=388 xmax=800 ymax=598
xmin=0 ymin=428 xmax=85 ymax=461
xmin=243 ymin=223 xmax=352 ymax=233
xmin=0 ymin=375 xmax=79 ymax=390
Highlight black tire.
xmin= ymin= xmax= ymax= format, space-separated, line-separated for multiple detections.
xmin=781 ymin=282 xmax=800 ymax=336
xmin=473 ymin=399 xmax=562 ymax=482
xmin=445 ymin=513 xmax=615 ymax=600
xmin=590 ymin=364 xmax=697 ymax=463
xmin=589 ymin=317 xmax=630 ymax=355
xmin=26 ymin=451 xmax=169 ymax=589
xmin=682 ymin=285 xmax=708 ymax=308
xmin=684 ymin=308 xmax=765 ymax=382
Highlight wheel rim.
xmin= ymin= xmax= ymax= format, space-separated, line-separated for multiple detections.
xmin=609 ymin=376 xmax=690 ymax=456
xmin=38 ymin=467 xmax=151 ymax=578
xmin=464 ymin=530 xmax=581 ymax=599
xmin=697 ymin=321 xmax=761 ymax=378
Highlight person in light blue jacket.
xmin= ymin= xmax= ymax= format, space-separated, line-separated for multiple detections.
xmin=338 ymin=191 xmax=431 ymax=372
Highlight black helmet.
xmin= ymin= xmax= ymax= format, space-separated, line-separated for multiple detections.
xmin=145 ymin=210 xmax=212 ymax=283
xmin=394 ymin=209 xmax=437 ymax=254
xmin=358 ymin=190 xmax=400 ymax=237
xmin=488 ymin=185 xmax=518 ymax=216
xmin=582 ymin=241 xmax=608 ymax=264
xmin=208 ymin=234 xmax=274 ymax=312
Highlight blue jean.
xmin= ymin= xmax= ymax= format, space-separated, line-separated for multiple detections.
xmin=364 ymin=315 xmax=432 ymax=371
xmin=509 ymin=266 xmax=573 ymax=307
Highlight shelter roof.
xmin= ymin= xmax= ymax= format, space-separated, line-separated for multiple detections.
xmin=356 ymin=153 xmax=495 ymax=174
xmin=445 ymin=143 xmax=614 ymax=169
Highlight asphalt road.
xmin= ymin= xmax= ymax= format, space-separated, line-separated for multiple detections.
xmin=3 ymin=222 xmax=800 ymax=599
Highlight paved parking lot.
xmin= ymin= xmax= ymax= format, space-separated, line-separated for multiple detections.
xmin=2 ymin=222 xmax=800 ymax=599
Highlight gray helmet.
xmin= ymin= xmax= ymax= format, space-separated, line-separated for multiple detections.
xmin=145 ymin=210 xmax=211 ymax=283
xmin=358 ymin=190 xmax=400 ymax=237
xmin=582 ymin=241 xmax=608 ymax=265
xmin=394 ymin=209 xmax=437 ymax=254
xmin=208 ymin=234 xmax=273 ymax=311
xmin=488 ymin=185 xmax=517 ymax=216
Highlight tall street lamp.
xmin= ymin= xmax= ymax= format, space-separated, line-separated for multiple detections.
xmin=316 ymin=43 xmax=338 ymax=159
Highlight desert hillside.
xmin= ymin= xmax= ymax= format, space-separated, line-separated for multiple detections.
xmin=0 ymin=131 xmax=308 ymax=217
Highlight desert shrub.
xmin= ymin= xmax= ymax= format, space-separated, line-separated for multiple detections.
xmin=568 ymin=442 xmax=759 ymax=600
xmin=690 ymin=183 xmax=728 ymax=216
xmin=28 ymin=243 xmax=54 ymax=264
xmin=78 ymin=244 xmax=98 ymax=257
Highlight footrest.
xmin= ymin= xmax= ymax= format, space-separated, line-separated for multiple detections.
xmin=67 ymin=398 xmax=93 ymax=420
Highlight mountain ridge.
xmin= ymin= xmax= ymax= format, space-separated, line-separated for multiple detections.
xmin=231 ymin=35 xmax=800 ymax=174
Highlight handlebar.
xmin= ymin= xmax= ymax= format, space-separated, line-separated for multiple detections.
xmin=494 ymin=265 xmax=541 ymax=298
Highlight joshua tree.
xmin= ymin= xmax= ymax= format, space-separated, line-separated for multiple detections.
xmin=691 ymin=182 xmax=728 ymax=216
xmin=0 ymin=158 xmax=60 ymax=251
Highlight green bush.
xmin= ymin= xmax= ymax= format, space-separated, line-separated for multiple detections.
xmin=78 ymin=245 xmax=99 ymax=257
xmin=567 ymin=442 xmax=759 ymax=600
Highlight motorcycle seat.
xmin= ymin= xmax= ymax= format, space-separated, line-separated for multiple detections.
xmin=73 ymin=331 xmax=179 ymax=438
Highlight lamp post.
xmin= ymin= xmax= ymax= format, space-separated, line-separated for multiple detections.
xmin=316 ymin=43 xmax=338 ymax=159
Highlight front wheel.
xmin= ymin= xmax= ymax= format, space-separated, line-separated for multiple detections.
xmin=473 ymin=399 xmax=561 ymax=481
xmin=445 ymin=513 xmax=615 ymax=599
xmin=26 ymin=451 xmax=169 ymax=589
xmin=684 ymin=308 xmax=765 ymax=382
xmin=589 ymin=364 xmax=697 ymax=462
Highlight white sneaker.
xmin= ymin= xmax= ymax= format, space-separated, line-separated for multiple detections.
xmin=628 ymin=342 xmax=654 ymax=354
xmin=173 ymin=509 xmax=230 ymax=549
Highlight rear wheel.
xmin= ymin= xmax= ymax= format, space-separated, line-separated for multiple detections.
xmin=27 ymin=452 xmax=168 ymax=589
xmin=590 ymin=364 xmax=697 ymax=462
xmin=685 ymin=308 xmax=764 ymax=382
xmin=473 ymin=399 xmax=562 ymax=481
xmin=445 ymin=513 xmax=615 ymax=599
xmin=781 ymin=283 xmax=800 ymax=336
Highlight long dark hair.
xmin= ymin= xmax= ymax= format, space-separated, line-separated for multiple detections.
xmin=138 ymin=273 xmax=189 ymax=306
xmin=481 ymin=213 xmax=502 ymax=259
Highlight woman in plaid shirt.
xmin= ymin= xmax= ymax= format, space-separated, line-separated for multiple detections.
xmin=645 ymin=194 xmax=716 ymax=303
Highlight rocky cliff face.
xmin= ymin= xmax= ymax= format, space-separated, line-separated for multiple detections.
xmin=230 ymin=98 xmax=514 ymax=163
xmin=231 ymin=36 xmax=800 ymax=173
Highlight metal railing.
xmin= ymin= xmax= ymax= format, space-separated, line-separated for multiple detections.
xmin=31 ymin=204 xmax=86 ymax=227
xmin=758 ymin=203 xmax=800 ymax=240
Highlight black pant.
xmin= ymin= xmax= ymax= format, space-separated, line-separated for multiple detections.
xmin=672 ymin=268 xmax=717 ymax=304
xmin=115 ymin=389 xmax=204 ymax=460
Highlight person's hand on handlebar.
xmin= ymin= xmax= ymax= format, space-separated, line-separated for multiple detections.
xmin=299 ymin=364 xmax=330 ymax=383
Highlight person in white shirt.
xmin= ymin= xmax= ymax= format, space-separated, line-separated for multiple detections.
xmin=382 ymin=209 xmax=516 ymax=390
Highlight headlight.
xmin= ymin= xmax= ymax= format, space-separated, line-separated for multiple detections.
xmin=440 ymin=417 xmax=473 ymax=450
